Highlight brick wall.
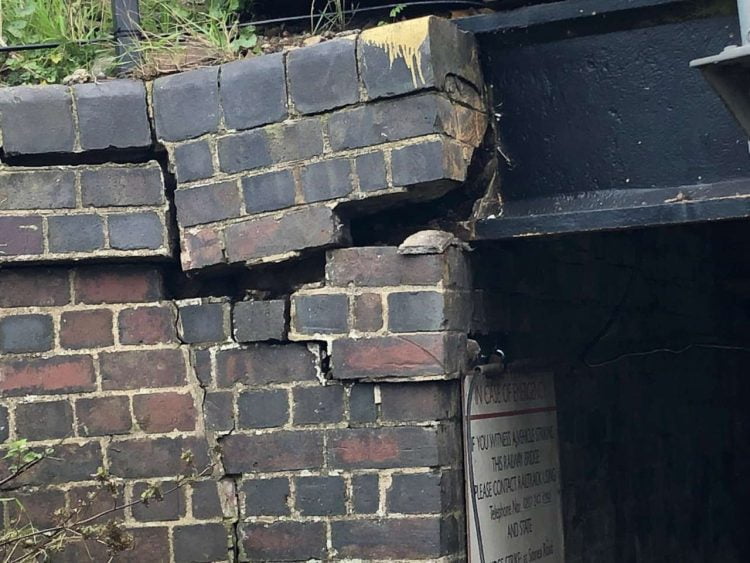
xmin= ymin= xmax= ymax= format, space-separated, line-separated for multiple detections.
xmin=473 ymin=220 xmax=750 ymax=562
xmin=0 ymin=15 xmax=486 ymax=561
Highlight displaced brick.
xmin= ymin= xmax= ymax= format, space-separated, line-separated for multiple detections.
xmin=73 ymin=80 xmax=151 ymax=150
xmin=172 ymin=139 xmax=214 ymax=183
xmin=217 ymin=129 xmax=272 ymax=174
xmin=327 ymin=93 xmax=451 ymax=151
xmin=287 ymin=38 xmax=358 ymax=113
xmin=153 ymin=67 xmax=220 ymax=141
xmin=108 ymin=436 xmax=209 ymax=478
xmin=359 ymin=16 xmax=482 ymax=100
xmin=175 ymin=181 xmax=242 ymax=228
xmin=173 ymin=523 xmax=229 ymax=562
xmin=327 ymin=426 xmax=442 ymax=469
xmin=293 ymin=293 xmax=349 ymax=335
xmin=352 ymin=474 xmax=379 ymax=513
xmin=74 ymin=266 xmax=163 ymax=304
xmin=15 ymin=400 xmax=73 ymax=440
xmin=47 ymin=214 xmax=105 ymax=253
xmin=178 ymin=301 xmax=228 ymax=343
xmin=0 ymin=85 xmax=75 ymax=154
xmin=204 ymin=391 xmax=234 ymax=432
xmin=241 ymin=522 xmax=326 ymax=561
xmin=181 ymin=227 xmax=226 ymax=270
xmin=0 ymin=314 xmax=54 ymax=353
xmin=380 ymin=381 xmax=458 ymax=422
xmin=76 ymin=396 xmax=131 ymax=436
xmin=267 ymin=118 xmax=325 ymax=163
xmin=132 ymin=480 xmax=185 ymax=521
xmin=233 ymin=299 xmax=288 ymax=342
xmin=241 ymin=170 xmax=296 ymax=213
xmin=108 ymin=212 xmax=165 ymax=251
xmin=331 ymin=333 xmax=466 ymax=380
xmin=332 ymin=517 xmax=455 ymax=559
xmin=391 ymin=138 xmax=466 ymax=186
xmin=243 ymin=478 xmax=290 ymax=516
xmin=300 ymin=158 xmax=353 ymax=203
xmin=238 ymin=389 xmax=289 ymax=429
xmin=60 ymin=309 xmax=114 ymax=349
xmin=118 ymin=306 xmax=177 ymax=345
xmin=222 ymin=431 xmax=323 ymax=473
xmin=216 ymin=343 xmax=319 ymax=386
xmin=325 ymin=246 xmax=444 ymax=286
xmin=220 ymin=53 xmax=287 ymax=130
xmin=133 ymin=392 xmax=197 ymax=433
xmin=0 ymin=268 xmax=70 ymax=307
xmin=293 ymin=386 xmax=345 ymax=424
xmin=353 ymin=293 xmax=384 ymax=332
xmin=192 ymin=480 xmax=224 ymax=519
xmin=100 ymin=349 xmax=187 ymax=390
xmin=355 ymin=151 xmax=388 ymax=192
xmin=0 ymin=355 xmax=96 ymax=396
xmin=0 ymin=216 xmax=44 ymax=256
xmin=80 ymin=165 xmax=165 ymax=207
xmin=0 ymin=169 xmax=76 ymax=209
xmin=224 ymin=205 xmax=347 ymax=265
xmin=296 ymin=476 xmax=346 ymax=515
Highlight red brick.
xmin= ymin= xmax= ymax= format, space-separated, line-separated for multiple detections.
xmin=0 ymin=268 xmax=70 ymax=307
xmin=326 ymin=247 xmax=444 ymax=286
xmin=0 ymin=442 xmax=102 ymax=486
xmin=133 ymin=392 xmax=197 ymax=433
xmin=181 ymin=227 xmax=225 ymax=271
xmin=76 ymin=396 xmax=132 ymax=436
xmin=0 ymin=355 xmax=95 ymax=396
xmin=331 ymin=333 xmax=465 ymax=380
xmin=74 ymin=266 xmax=163 ymax=304
xmin=241 ymin=522 xmax=326 ymax=561
xmin=327 ymin=427 xmax=443 ymax=469
xmin=54 ymin=526 xmax=170 ymax=563
xmin=224 ymin=205 xmax=345 ymax=265
xmin=60 ymin=308 xmax=114 ymax=349
xmin=216 ymin=343 xmax=319 ymax=387
xmin=222 ymin=431 xmax=324 ymax=473
xmin=118 ymin=305 xmax=177 ymax=345
xmin=0 ymin=216 xmax=43 ymax=256
xmin=108 ymin=436 xmax=210 ymax=478
xmin=353 ymin=293 xmax=384 ymax=332
xmin=8 ymin=488 xmax=66 ymax=528
xmin=100 ymin=349 xmax=187 ymax=390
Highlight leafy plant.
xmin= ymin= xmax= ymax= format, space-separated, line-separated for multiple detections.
xmin=378 ymin=3 xmax=407 ymax=27
xmin=0 ymin=0 xmax=257 ymax=85
xmin=0 ymin=439 xmax=212 ymax=562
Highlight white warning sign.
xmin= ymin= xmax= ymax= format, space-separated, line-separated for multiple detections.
xmin=464 ymin=370 xmax=564 ymax=563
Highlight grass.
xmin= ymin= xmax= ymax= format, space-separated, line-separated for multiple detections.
xmin=0 ymin=0 xmax=256 ymax=86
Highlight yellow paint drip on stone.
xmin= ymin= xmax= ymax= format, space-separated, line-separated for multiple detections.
xmin=361 ymin=17 xmax=431 ymax=88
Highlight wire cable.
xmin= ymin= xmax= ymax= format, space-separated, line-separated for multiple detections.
xmin=0 ymin=0 xmax=490 ymax=54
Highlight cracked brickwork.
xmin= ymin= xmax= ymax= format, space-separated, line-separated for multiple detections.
xmin=0 ymin=15 xmax=485 ymax=563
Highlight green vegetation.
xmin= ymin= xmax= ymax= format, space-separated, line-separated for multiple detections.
xmin=0 ymin=0 xmax=256 ymax=86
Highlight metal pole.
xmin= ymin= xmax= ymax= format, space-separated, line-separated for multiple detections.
xmin=112 ymin=0 xmax=141 ymax=74
xmin=739 ymin=0 xmax=750 ymax=45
